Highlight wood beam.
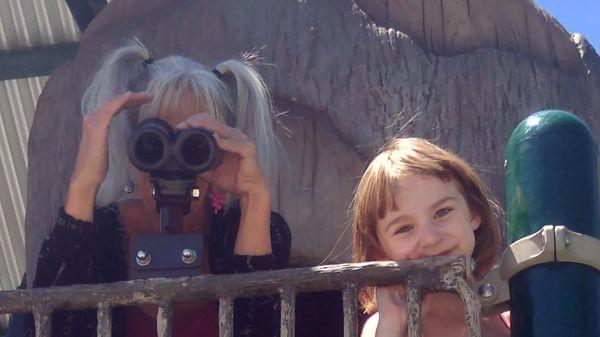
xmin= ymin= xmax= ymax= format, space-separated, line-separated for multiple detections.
xmin=0 ymin=43 xmax=78 ymax=81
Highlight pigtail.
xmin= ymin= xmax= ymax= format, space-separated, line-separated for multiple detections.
xmin=81 ymin=38 xmax=151 ymax=206
xmin=213 ymin=58 xmax=279 ymax=188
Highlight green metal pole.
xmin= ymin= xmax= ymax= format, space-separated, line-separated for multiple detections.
xmin=505 ymin=110 xmax=599 ymax=336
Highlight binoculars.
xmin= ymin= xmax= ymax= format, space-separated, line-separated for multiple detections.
xmin=127 ymin=117 xmax=221 ymax=176
xmin=127 ymin=117 xmax=218 ymax=279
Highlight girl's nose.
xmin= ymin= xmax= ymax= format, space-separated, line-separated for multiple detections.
xmin=416 ymin=221 xmax=443 ymax=252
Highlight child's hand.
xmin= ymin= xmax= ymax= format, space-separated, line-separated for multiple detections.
xmin=375 ymin=286 xmax=408 ymax=337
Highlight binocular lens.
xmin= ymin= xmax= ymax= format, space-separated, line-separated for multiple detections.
xmin=180 ymin=133 xmax=210 ymax=167
xmin=128 ymin=118 xmax=220 ymax=174
xmin=135 ymin=133 xmax=166 ymax=166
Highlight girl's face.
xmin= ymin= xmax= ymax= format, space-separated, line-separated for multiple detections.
xmin=375 ymin=174 xmax=481 ymax=261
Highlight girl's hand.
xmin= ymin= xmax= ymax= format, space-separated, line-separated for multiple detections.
xmin=65 ymin=92 xmax=152 ymax=221
xmin=175 ymin=113 xmax=269 ymax=198
xmin=375 ymin=286 xmax=408 ymax=337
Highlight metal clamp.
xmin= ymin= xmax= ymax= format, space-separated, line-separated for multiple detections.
xmin=500 ymin=225 xmax=555 ymax=281
xmin=472 ymin=225 xmax=600 ymax=316
xmin=554 ymin=226 xmax=600 ymax=271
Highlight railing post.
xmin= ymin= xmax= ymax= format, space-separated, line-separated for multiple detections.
xmin=33 ymin=304 xmax=52 ymax=337
xmin=157 ymin=301 xmax=173 ymax=337
xmin=405 ymin=286 xmax=422 ymax=337
xmin=280 ymin=286 xmax=296 ymax=337
xmin=342 ymin=284 xmax=358 ymax=337
xmin=219 ymin=297 xmax=234 ymax=337
xmin=453 ymin=277 xmax=482 ymax=337
xmin=97 ymin=304 xmax=112 ymax=337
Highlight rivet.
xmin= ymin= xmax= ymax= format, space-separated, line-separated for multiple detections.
xmin=136 ymin=250 xmax=151 ymax=267
xmin=123 ymin=181 xmax=135 ymax=194
xmin=478 ymin=283 xmax=495 ymax=299
xmin=182 ymin=249 xmax=197 ymax=264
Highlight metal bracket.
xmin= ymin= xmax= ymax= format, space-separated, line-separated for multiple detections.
xmin=555 ymin=226 xmax=600 ymax=271
xmin=472 ymin=225 xmax=600 ymax=316
xmin=500 ymin=225 xmax=555 ymax=281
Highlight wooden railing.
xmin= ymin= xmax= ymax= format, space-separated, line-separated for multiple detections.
xmin=0 ymin=256 xmax=481 ymax=337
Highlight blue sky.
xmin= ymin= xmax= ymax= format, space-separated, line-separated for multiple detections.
xmin=534 ymin=0 xmax=600 ymax=51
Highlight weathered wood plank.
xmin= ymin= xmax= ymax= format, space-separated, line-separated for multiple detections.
xmin=219 ymin=297 xmax=233 ymax=337
xmin=33 ymin=305 xmax=51 ymax=337
xmin=453 ymin=277 xmax=482 ymax=337
xmin=97 ymin=304 xmax=112 ymax=337
xmin=157 ymin=301 xmax=173 ymax=337
xmin=0 ymin=257 xmax=467 ymax=314
xmin=406 ymin=286 xmax=422 ymax=337
xmin=280 ymin=287 xmax=296 ymax=337
xmin=342 ymin=284 xmax=358 ymax=337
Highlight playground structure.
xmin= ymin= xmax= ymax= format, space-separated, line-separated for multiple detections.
xmin=2 ymin=0 xmax=600 ymax=336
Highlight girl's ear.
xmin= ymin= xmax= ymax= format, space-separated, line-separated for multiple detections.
xmin=470 ymin=212 xmax=482 ymax=230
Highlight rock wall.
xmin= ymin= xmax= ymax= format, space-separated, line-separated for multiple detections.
xmin=26 ymin=0 xmax=600 ymax=282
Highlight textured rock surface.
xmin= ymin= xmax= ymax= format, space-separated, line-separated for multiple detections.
xmin=26 ymin=0 xmax=600 ymax=281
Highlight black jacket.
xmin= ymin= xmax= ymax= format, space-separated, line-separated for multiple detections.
xmin=8 ymin=203 xmax=291 ymax=337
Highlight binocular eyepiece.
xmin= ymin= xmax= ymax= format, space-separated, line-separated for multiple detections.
xmin=127 ymin=118 xmax=221 ymax=176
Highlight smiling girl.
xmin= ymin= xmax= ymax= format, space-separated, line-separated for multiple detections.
xmin=352 ymin=138 xmax=509 ymax=337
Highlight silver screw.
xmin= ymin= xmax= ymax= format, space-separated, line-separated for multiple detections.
xmin=182 ymin=249 xmax=197 ymax=264
xmin=123 ymin=181 xmax=135 ymax=194
xmin=478 ymin=283 xmax=495 ymax=299
xmin=136 ymin=250 xmax=151 ymax=267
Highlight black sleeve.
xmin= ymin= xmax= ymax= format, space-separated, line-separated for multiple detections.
xmin=11 ymin=207 xmax=124 ymax=337
xmin=210 ymin=207 xmax=292 ymax=337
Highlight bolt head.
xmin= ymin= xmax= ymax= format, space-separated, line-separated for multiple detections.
xmin=478 ymin=283 xmax=495 ymax=299
xmin=182 ymin=249 xmax=197 ymax=264
xmin=136 ymin=250 xmax=151 ymax=267
xmin=123 ymin=182 xmax=135 ymax=194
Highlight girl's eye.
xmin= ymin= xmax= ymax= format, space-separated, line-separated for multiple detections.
xmin=394 ymin=225 xmax=413 ymax=235
xmin=435 ymin=207 xmax=453 ymax=218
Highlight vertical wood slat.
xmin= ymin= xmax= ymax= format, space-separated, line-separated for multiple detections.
xmin=453 ymin=277 xmax=482 ymax=337
xmin=342 ymin=284 xmax=358 ymax=337
xmin=33 ymin=305 xmax=51 ymax=337
xmin=97 ymin=304 xmax=112 ymax=337
xmin=157 ymin=301 xmax=173 ymax=337
xmin=280 ymin=286 xmax=296 ymax=337
xmin=406 ymin=286 xmax=422 ymax=337
xmin=219 ymin=297 xmax=234 ymax=337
